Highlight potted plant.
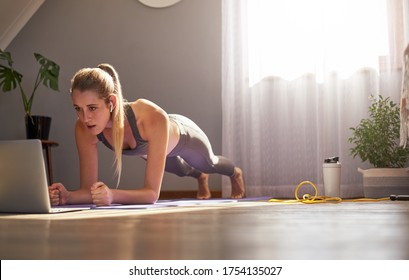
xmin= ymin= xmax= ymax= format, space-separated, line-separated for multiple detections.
xmin=348 ymin=95 xmax=409 ymax=197
xmin=0 ymin=49 xmax=60 ymax=140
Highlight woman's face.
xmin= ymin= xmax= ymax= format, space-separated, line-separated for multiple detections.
xmin=72 ymin=89 xmax=111 ymax=135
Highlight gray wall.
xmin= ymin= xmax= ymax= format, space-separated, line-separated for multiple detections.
xmin=0 ymin=0 xmax=222 ymax=191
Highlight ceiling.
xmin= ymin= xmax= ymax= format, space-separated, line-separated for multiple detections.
xmin=0 ymin=0 xmax=45 ymax=50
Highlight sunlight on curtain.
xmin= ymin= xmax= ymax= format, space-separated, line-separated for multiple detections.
xmin=222 ymin=0 xmax=408 ymax=198
xmin=248 ymin=0 xmax=389 ymax=85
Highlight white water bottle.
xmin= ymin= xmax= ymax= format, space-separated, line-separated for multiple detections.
xmin=323 ymin=157 xmax=341 ymax=197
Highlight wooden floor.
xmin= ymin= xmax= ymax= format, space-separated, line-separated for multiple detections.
xmin=0 ymin=200 xmax=409 ymax=260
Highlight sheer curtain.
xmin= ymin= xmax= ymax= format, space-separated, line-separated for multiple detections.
xmin=222 ymin=0 xmax=409 ymax=197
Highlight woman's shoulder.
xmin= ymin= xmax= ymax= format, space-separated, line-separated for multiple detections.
xmin=130 ymin=98 xmax=158 ymax=108
xmin=130 ymin=98 xmax=167 ymax=115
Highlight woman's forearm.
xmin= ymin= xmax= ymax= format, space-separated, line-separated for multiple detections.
xmin=67 ymin=188 xmax=94 ymax=205
xmin=111 ymin=188 xmax=159 ymax=204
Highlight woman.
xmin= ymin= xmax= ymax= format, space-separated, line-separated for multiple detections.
xmin=49 ymin=64 xmax=245 ymax=206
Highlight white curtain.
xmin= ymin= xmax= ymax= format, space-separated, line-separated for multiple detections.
xmin=222 ymin=0 xmax=409 ymax=198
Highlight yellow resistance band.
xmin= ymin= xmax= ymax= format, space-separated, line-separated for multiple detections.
xmin=268 ymin=180 xmax=390 ymax=204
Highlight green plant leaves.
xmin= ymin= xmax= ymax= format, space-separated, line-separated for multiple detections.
xmin=0 ymin=50 xmax=23 ymax=92
xmin=0 ymin=50 xmax=13 ymax=64
xmin=34 ymin=53 xmax=60 ymax=91
xmin=0 ymin=65 xmax=23 ymax=92
xmin=348 ymin=95 xmax=409 ymax=168
xmin=0 ymin=50 xmax=60 ymax=116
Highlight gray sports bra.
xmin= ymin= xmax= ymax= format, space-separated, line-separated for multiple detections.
xmin=97 ymin=103 xmax=149 ymax=156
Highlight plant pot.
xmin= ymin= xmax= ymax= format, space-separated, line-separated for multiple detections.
xmin=358 ymin=168 xmax=409 ymax=198
xmin=25 ymin=115 xmax=52 ymax=140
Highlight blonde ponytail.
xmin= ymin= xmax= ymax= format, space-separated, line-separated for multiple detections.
xmin=97 ymin=64 xmax=125 ymax=186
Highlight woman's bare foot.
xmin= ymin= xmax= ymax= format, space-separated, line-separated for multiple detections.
xmin=231 ymin=167 xmax=245 ymax=199
xmin=197 ymin=173 xmax=211 ymax=199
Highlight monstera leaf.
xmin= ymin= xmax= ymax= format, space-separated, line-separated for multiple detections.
xmin=0 ymin=50 xmax=23 ymax=92
xmin=0 ymin=65 xmax=23 ymax=92
xmin=34 ymin=53 xmax=60 ymax=91
xmin=0 ymin=49 xmax=60 ymax=116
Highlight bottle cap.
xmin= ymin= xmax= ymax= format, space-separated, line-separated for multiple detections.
xmin=324 ymin=156 xmax=339 ymax=163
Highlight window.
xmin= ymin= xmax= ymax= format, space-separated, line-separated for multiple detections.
xmin=247 ymin=0 xmax=389 ymax=85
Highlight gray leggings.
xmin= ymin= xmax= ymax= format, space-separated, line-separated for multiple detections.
xmin=165 ymin=114 xmax=236 ymax=178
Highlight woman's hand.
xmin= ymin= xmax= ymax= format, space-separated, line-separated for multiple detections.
xmin=48 ymin=183 xmax=70 ymax=206
xmin=90 ymin=182 xmax=113 ymax=206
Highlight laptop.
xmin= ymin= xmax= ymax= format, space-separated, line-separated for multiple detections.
xmin=0 ymin=139 xmax=89 ymax=214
